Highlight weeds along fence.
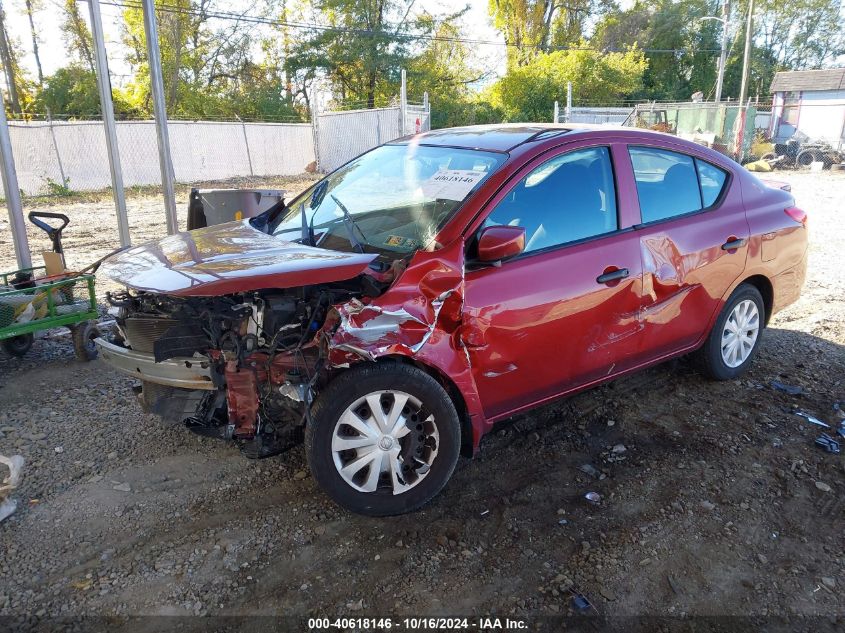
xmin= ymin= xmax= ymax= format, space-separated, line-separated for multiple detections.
xmin=2 ymin=101 xmax=431 ymax=198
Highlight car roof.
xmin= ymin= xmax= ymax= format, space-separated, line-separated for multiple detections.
xmin=391 ymin=123 xmax=646 ymax=152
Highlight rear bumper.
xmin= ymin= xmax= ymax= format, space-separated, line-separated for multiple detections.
xmin=95 ymin=337 xmax=216 ymax=390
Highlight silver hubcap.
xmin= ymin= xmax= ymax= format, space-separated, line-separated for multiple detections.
xmin=332 ymin=390 xmax=439 ymax=495
xmin=721 ymin=299 xmax=760 ymax=368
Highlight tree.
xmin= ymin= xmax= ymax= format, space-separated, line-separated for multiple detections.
xmin=591 ymin=0 xmax=845 ymax=102
xmin=747 ymin=0 xmax=845 ymax=97
xmin=122 ymin=0 xmax=194 ymax=112
xmin=487 ymin=46 xmax=647 ymax=121
xmin=60 ymin=0 xmax=95 ymax=73
xmin=592 ymin=0 xmax=720 ymax=101
xmin=406 ymin=22 xmax=496 ymax=127
xmin=24 ymin=0 xmax=45 ymax=86
xmin=36 ymin=66 xmax=142 ymax=119
xmin=488 ymin=0 xmax=612 ymax=70
xmin=121 ymin=0 xmax=275 ymax=117
xmin=286 ymin=0 xmax=467 ymax=109
xmin=0 ymin=1 xmax=22 ymax=114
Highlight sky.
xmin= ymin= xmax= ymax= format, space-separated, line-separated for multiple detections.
xmin=2 ymin=0 xmax=508 ymax=89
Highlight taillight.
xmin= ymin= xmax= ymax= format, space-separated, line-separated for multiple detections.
xmin=784 ymin=207 xmax=807 ymax=226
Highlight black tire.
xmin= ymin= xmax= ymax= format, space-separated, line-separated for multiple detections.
xmin=1 ymin=333 xmax=34 ymax=357
xmin=72 ymin=321 xmax=101 ymax=361
xmin=697 ymin=284 xmax=765 ymax=381
xmin=306 ymin=362 xmax=461 ymax=516
xmin=796 ymin=149 xmax=817 ymax=168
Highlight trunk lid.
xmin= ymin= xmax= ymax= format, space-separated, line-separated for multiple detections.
xmin=100 ymin=220 xmax=377 ymax=296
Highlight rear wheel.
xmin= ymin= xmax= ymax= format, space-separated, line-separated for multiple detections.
xmin=697 ymin=284 xmax=765 ymax=380
xmin=1 ymin=333 xmax=34 ymax=357
xmin=306 ymin=363 xmax=461 ymax=516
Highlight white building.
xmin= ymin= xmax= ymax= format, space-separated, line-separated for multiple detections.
xmin=769 ymin=68 xmax=845 ymax=149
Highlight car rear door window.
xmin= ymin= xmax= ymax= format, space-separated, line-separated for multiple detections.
xmin=629 ymin=147 xmax=729 ymax=223
xmin=696 ymin=158 xmax=728 ymax=207
xmin=484 ymin=147 xmax=617 ymax=253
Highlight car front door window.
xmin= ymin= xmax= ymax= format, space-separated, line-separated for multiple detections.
xmin=484 ymin=146 xmax=618 ymax=253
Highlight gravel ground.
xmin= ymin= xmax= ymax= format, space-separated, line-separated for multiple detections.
xmin=0 ymin=171 xmax=843 ymax=622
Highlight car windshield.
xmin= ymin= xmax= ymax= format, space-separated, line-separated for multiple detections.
xmin=271 ymin=143 xmax=505 ymax=254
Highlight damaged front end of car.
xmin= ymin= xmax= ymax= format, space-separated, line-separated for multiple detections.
xmin=94 ymin=223 xmax=478 ymax=460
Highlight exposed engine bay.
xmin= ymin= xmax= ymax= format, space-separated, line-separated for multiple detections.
xmin=105 ymin=272 xmax=395 ymax=459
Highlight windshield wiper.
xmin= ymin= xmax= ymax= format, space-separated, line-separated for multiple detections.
xmin=303 ymin=180 xmax=329 ymax=245
xmin=330 ymin=194 xmax=368 ymax=254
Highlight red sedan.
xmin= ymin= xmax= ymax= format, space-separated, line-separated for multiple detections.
xmin=96 ymin=125 xmax=808 ymax=515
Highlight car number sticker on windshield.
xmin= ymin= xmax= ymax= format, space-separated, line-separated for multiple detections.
xmin=422 ymin=169 xmax=486 ymax=201
xmin=385 ymin=235 xmax=406 ymax=246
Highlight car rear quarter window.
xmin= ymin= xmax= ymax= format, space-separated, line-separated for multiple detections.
xmin=629 ymin=147 xmax=729 ymax=224
xmin=695 ymin=159 xmax=728 ymax=207
xmin=484 ymin=146 xmax=618 ymax=253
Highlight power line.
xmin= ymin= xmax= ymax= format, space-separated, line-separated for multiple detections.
xmin=100 ymin=0 xmax=724 ymax=55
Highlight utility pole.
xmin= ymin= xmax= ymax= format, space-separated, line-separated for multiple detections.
xmin=0 ymin=87 xmax=31 ymax=269
xmin=733 ymin=0 xmax=755 ymax=163
xmin=141 ymin=0 xmax=179 ymax=235
xmin=399 ymin=69 xmax=407 ymax=136
xmin=714 ymin=0 xmax=729 ymax=103
xmin=738 ymin=0 xmax=754 ymax=108
xmin=88 ymin=0 xmax=131 ymax=247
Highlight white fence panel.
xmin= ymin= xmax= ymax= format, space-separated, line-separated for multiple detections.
xmin=317 ymin=107 xmax=402 ymax=172
xmin=245 ymin=122 xmax=315 ymax=176
xmin=2 ymin=120 xmax=315 ymax=197
xmin=561 ymin=107 xmax=633 ymax=125
xmin=115 ymin=122 xmax=161 ymax=187
xmin=2 ymin=104 xmax=430 ymax=196
xmin=9 ymin=122 xmax=70 ymax=192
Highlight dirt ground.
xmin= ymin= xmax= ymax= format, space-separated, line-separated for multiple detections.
xmin=0 ymin=171 xmax=843 ymax=625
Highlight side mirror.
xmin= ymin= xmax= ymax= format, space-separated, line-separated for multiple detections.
xmin=477 ymin=225 xmax=526 ymax=263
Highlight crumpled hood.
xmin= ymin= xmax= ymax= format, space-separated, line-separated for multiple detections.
xmin=100 ymin=220 xmax=378 ymax=296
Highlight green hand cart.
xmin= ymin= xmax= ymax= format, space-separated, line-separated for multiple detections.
xmin=0 ymin=212 xmax=101 ymax=361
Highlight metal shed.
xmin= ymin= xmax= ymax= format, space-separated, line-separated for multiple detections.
xmin=769 ymin=68 xmax=845 ymax=149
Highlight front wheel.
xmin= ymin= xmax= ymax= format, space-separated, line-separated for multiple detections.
xmin=697 ymin=284 xmax=765 ymax=380
xmin=306 ymin=363 xmax=461 ymax=516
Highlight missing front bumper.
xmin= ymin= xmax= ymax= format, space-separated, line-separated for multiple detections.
xmin=94 ymin=337 xmax=216 ymax=390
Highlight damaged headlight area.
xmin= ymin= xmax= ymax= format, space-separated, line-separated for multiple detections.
xmin=104 ymin=281 xmax=367 ymax=459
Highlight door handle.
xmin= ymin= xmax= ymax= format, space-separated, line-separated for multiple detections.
xmin=721 ymin=238 xmax=746 ymax=251
xmin=596 ymin=268 xmax=629 ymax=284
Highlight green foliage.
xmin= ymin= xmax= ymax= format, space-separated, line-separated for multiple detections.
xmin=592 ymin=0 xmax=720 ymax=101
xmin=287 ymin=0 xmax=467 ymax=108
xmin=488 ymin=46 xmax=648 ymax=121
xmin=9 ymin=0 xmax=841 ymax=126
xmin=488 ymin=0 xmax=610 ymax=70
xmin=59 ymin=0 xmax=95 ymax=72
xmin=36 ymin=66 xmax=142 ymax=119
xmin=45 ymin=176 xmax=73 ymax=197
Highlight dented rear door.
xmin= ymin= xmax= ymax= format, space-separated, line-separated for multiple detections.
xmin=623 ymin=143 xmax=750 ymax=360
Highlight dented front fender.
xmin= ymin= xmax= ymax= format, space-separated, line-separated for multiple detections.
xmin=323 ymin=240 xmax=487 ymax=450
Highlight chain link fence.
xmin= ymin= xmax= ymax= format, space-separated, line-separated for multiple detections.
xmin=315 ymin=101 xmax=430 ymax=173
